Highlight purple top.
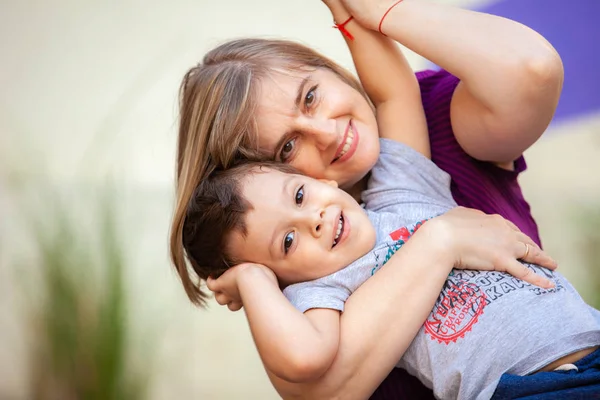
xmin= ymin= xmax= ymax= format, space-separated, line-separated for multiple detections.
xmin=370 ymin=69 xmax=542 ymax=400
xmin=417 ymin=69 xmax=541 ymax=246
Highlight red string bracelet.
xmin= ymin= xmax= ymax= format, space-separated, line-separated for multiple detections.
xmin=378 ymin=0 xmax=404 ymax=36
xmin=333 ymin=16 xmax=354 ymax=41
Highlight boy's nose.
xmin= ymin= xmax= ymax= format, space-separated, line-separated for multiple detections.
xmin=308 ymin=209 xmax=326 ymax=238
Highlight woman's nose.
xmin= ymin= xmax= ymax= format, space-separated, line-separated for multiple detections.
xmin=299 ymin=117 xmax=337 ymax=150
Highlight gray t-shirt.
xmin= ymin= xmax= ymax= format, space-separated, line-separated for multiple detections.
xmin=283 ymin=139 xmax=600 ymax=400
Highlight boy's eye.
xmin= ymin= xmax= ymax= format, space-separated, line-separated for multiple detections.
xmin=295 ymin=185 xmax=304 ymax=205
xmin=284 ymin=231 xmax=295 ymax=254
xmin=280 ymin=138 xmax=296 ymax=162
xmin=305 ymin=85 xmax=318 ymax=108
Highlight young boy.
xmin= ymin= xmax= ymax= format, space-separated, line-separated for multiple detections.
xmin=181 ymin=16 xmax=600 ymax=400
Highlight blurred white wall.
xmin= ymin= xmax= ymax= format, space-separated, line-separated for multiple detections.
xmin=1 ymin=1 xmax=598 ymax=399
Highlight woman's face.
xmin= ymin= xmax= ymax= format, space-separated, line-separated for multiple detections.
xmin=255 ymin=68 xmax=380 ymax=190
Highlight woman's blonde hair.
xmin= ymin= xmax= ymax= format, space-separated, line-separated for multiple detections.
xmin=171 ymin=38 xmax=368 ymax=306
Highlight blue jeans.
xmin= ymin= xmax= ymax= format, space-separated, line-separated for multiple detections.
xmin=491 ymin=348 xmax=600 ymax=400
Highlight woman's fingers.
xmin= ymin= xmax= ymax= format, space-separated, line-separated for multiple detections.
xmin=504 ymin=219 xmax=521 ymax=232
xmin=514 ymin=231 xmax=538 ymax=247
xmin=525 ymin=247 xmax=558 ymax=271
xmin=512 ymin=233 xmax=558 ymax=270
xmin=505 ymin=259 xmax=555 ymax=289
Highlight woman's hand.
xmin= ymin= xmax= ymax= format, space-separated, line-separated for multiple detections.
xmin=426 ymin=207 xmax=558 ymax=288
xmin=206 ymin=263 xmax=277 ymax=311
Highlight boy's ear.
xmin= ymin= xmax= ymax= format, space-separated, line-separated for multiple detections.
xmin=318 ymin=179 xmax=338 ymax=188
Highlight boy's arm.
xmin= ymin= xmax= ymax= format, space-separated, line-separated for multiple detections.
xmin=234 ymin=264 xmax=341 ymax=383
xmin=326 ymin=0 xmax=430 ymax=158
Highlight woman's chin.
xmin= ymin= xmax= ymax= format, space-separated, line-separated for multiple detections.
xmin=331 ymin=135 xmax=379 ymax=189
xmin=356 ymin=143 xmax=380 ymax=175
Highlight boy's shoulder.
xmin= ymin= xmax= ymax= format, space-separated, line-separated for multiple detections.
xmin=376 ymin=138 xmax=427 ymax=166
xmin=283 ymin=235 xmax=387 ymax=314
xmin=376 ymin=137 xmax=446 ymax=165
xmin=362 ymin=139 xmax=456 ymax=216
xmin=367 ymin=138 xmax=452 ymax=193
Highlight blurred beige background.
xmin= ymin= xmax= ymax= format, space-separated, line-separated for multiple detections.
xmin=1 ymin=0 xmax=598 ymax=399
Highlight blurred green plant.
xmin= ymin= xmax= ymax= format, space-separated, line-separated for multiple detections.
xmin=22 ymin=187 xmax=151 ymax=400
xmin=576 ymin=204 xmax=600 ymax=310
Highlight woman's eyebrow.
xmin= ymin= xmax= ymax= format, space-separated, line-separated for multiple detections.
xmin=272 ymin=75 xmax=312 ymax=159
xmin=294 ymin=75 xmax=311 ymax=109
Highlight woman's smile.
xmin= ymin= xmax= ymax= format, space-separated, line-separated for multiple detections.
xmin=332 ymin=120 xmax=359 ymax=164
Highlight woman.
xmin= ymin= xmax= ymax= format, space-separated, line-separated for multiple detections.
xmin=170 ymin=0 xmax=563 ymax=398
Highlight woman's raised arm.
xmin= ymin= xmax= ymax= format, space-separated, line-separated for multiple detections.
xmin=339 ymin=0 xmax=563 ymax=165
xmin=220 ymin=208 xmax=556 ymax=399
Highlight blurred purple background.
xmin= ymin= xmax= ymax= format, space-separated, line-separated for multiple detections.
xmin=477 ymin=0 xmax=600 ymax=124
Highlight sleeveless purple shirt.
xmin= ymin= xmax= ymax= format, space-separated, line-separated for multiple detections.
xmin=417 ymin=69 xmax=541 ymax=246
xmin=370 ymin=69 xmax=542 ymax=400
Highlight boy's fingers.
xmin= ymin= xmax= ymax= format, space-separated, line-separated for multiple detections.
xmin=206 ymin=277 xmax=217 ymax=291
xmin=214 ymin=292 xmax=230 ymax=306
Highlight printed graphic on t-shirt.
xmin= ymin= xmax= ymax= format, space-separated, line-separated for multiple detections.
xmin=370 ymin=220 xmax=428 ymax=276
xmin=425 ymin=267 xmax=565 ymax=345
xmin=370 ymin=220 xmax=565 ymax=345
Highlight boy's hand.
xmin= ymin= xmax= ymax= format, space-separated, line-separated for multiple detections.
xmin=322 ymin=0 xmax=352 ymax=22
xmin=338 ymin=0 xmax=397 ymax=30
xmin=206 ymin=263 xmax=278 ymax=311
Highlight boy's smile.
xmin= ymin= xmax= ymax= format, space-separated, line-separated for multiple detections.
xmin=228 ymin=167 xmax=376 ymax=286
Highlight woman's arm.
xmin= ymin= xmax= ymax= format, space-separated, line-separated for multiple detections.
xmin=212 ymin=208 xmax=557 ymax=399
xmin=341 ymin=0 xmax=564 ymax=165
xmin=209 ymin=264 xmax=341 ymax=383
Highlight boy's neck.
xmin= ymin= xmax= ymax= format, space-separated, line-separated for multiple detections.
xmin=346 ymin=174 xmax=370 ymax=203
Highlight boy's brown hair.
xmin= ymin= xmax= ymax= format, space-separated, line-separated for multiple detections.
xmin=181 ymin=161 xmax=298 ymax=307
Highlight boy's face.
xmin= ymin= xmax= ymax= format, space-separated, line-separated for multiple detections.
xmin=228 ymin=168 xmax=376 ymax=286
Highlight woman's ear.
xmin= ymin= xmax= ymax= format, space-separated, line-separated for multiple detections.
xmin=318 ymin=179 xmax=338 ymax=188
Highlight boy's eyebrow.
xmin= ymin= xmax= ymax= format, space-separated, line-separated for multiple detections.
xmin=282 ymin=174 xmax=294 ymax=199
xmin=269 ymin=175 xmax=295 ymax=260
xmin=268 ymin=224 xmax=283 ymax=261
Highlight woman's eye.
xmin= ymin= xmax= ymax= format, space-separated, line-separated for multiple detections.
xmin=295 ymin=185 xmax=304 ymax=205
xmin=280 ymin=138 xmax=296 ymax=162
xmin=304 ymin=85 xmax=318 ymax=108
xmin=284 ymin=231 xmax=295 ymax=254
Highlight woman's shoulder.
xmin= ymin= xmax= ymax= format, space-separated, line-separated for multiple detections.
xmin=416 ymin=69 xmax=460 ymax=108
xmin=414 ymin=69 xmax=459 ymax=145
